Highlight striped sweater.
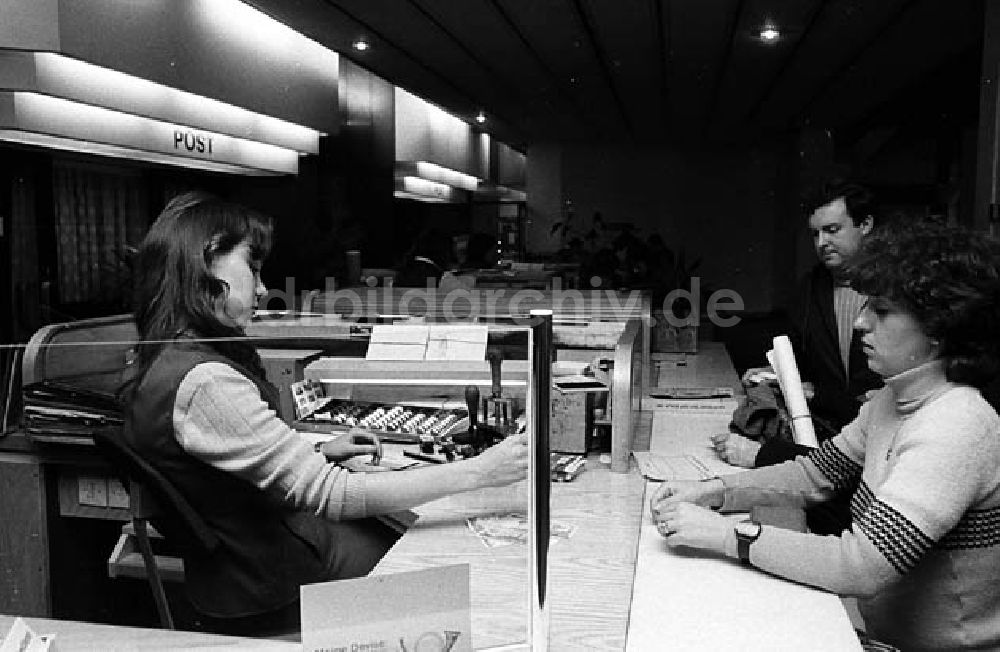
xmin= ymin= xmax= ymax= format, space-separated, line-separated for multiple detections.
xmin=720 ymin=360 xmax=1000 ymax=651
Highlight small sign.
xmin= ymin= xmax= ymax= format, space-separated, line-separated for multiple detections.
xmin=366 ymin=324 xmax=429 ymax=361
xmin=301 ymin=564 xmax=472 ymax=652
xmin=0 ymin=618 xmax=55 ymax=652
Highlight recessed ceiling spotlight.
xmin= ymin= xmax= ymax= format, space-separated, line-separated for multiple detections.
xmin=759 ymin=25 xmax=781 ymax=42
xmin=475 ymin=110 xmax=487 ymax=124
xmin=352 ymin=37 xmax=370 ymax=52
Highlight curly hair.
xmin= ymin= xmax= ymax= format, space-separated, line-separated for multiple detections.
xmin=845 ymin=220 xmax=1000 ymax=387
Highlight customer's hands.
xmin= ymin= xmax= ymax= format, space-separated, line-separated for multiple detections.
xmin=470 ymin=432 xmax=530 ymax=488
xmin=649 ymin=479 xmax=724 ymax=521
xmin=709 ymin=432 xmax=761 ymax=468
xmin=651 ymin=502 xmax=731 ymax=553
xmin=741 ymin=366 xmax=775 ymax=386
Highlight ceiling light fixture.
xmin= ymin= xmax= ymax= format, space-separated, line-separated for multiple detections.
xmin=759 ymin=25 xmax=781 ymax=42
xmin=475 ymin=110 xmax=487 ymax=124
xmin=352 ymin=37 xmax=370 ymax=52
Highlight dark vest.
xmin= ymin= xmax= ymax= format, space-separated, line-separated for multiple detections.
xmin=793 ymin=265 xmax=883 ymax=428
xmin=124 ymin=339 xmax=330 ymax=618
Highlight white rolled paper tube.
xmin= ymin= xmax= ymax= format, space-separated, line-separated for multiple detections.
xmin=765 ymin=349 xmax=786 ymax=397
xmin=771 ymin=336 xmax=819 ymax=448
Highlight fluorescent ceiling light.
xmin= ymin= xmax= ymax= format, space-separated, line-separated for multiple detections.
xmin=0 ymin=130 xmax=277 ymax=176
xmin=393 ymin=191 xmax=449 ymax=203
xmin=0 ymin=92 xmax=300 ymax=175
xmin=395 ymin=176 xmax=465 ymax=203
xmin=406 ymin=161 xmax=481 ymax=191
xmin=7 ymin=52 xmax=321 ymax=153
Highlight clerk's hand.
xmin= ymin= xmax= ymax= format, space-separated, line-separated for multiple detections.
xmin=650 ymin=479 xmax=723 ymax=520
xmin=653 ymin=502 xmax=730 ymax=553
xmin=470 ymin=432 xmax=530 ymax=488
xmin=316 ymin=429 xmax=381 ymax=463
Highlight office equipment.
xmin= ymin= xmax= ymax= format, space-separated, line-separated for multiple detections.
xmin=292 ymin=379 xmax=470 ymax=442
xmin=483 ymin=350 xmax=516 ymax=430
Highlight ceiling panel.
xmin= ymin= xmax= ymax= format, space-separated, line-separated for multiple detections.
xmin=580 ymin=0 xmax=662 ymax=141
xmin=245 ymin=0 xmax=984 ymax=149
xmin=754 ymin=0 xmax=916 ymax=130
xmin=666 ymin=0 xmax=740 ymax=139
xmin=410 ymin=0 xmax=586 ymax=138
xmin=711 ymin=0 xmax=826 ymax=140
xmin=501 ymin=0 xmax=625 ymax=141
xmin=809 ymin=0 xmax=983 ymax=128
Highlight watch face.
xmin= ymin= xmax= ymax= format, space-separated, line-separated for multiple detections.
xmin=735 ymin=520 xmax=762 ymax=539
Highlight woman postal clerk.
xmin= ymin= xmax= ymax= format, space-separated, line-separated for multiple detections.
xmin=120 ymin=192 xmax=529 ymax=629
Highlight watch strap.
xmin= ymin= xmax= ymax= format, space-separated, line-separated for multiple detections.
xmin=736 ymin=520 xmax=762 ymax=565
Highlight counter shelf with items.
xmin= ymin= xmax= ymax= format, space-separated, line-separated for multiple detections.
xmin=292 ymin=379 xmax=470 ymax=443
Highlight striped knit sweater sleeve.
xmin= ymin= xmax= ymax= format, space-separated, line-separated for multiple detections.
xmin=173 ymin=362 xmax=370 ymax=521
xmin=719 ymin=387 xmax=999 ymax=598
xmin=719 ymin=405 xmax=869 ymax=514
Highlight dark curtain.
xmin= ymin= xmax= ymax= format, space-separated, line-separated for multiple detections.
xmin=52 ymin=162 xmax=148 ymax=314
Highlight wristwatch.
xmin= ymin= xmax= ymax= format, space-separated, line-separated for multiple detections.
xmin=735 ymin=518 xmax=762 ymax=565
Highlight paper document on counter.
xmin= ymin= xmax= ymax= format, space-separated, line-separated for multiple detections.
xmin=366 ymin=324 xmax=429 ymax=360
xmin=424 ymin=325 xmax=488 ymax=361
xmin=633 ymin=451 xmax=721 ymax=481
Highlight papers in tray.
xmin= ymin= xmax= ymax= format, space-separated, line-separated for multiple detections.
xmin=365 ymin=324 xmax=488 ymax=361
xmin=632 ymin=451 xmax=718 ymax=481
xmin=552 ymin=375 xmax=608 ymax=392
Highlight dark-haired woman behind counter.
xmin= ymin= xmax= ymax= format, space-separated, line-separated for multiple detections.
xmin=120 ymin=192 xmax=529 ymax=634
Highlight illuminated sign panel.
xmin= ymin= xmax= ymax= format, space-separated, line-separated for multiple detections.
xmin=0 ymin=92 xmax=299 ymax=175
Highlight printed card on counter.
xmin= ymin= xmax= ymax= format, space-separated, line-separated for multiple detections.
xmin=301 ymin=564 xmax=472 ymax=652
xmin=0 ymin=618 xmax=55 ymax=652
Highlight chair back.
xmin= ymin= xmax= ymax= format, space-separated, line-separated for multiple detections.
xmin=93 ymin=429 xmax=219 ymax=554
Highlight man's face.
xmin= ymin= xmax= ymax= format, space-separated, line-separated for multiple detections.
xmin=807 ymin=197 xmax=872 ymax=270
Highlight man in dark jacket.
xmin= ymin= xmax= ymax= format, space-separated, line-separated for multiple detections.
xmin=723 ymin=180 xmax=883 ymax=534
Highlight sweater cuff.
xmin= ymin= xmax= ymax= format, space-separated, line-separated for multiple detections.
xmin=339 ymin=471 xmax=369 ymax=520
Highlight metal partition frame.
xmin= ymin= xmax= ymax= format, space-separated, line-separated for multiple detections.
xmin=528 ymin=309 xmax=552 ymax=651
xmin=611 ymin=319 xmax=643 ymax=473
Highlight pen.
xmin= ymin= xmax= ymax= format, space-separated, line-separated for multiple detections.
xmin=370 ymin=432 xmax=382 ymax=466
xmin=402 ymin=449 xmax=445 ymax=464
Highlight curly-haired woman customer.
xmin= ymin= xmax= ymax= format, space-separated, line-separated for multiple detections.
xmin=650 ymin=220 xmax=1000 ymax=651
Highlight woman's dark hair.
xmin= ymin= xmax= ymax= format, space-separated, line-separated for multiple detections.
xmin=123 ymin=191 xmax=273 ymax=398
xmin=846 ymin=220 xmax=1000 ymax=387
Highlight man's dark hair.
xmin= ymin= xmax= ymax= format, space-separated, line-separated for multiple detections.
xmin=806 ymin=179 xmax=878 ymax=227
xmin=846 ymin=220 xmax=1000 ymax=387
